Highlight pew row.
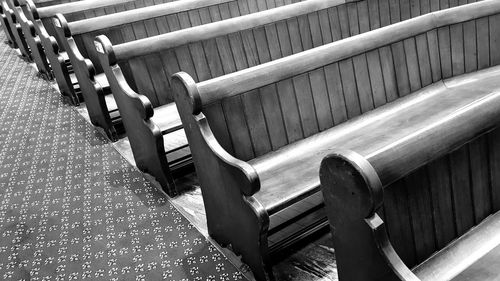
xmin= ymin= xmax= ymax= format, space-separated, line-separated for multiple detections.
xmin=0 ymin=0 xmax=76 ymax=48
xmin=92 ymin=0 xmax=466 ymax=195
xmin=28 ymin=0 xmax=174 ymax=103
xmin=12 ymin=0 xmax=131 ymax=80
xmin=170 ymin=0 xmax=500 ymax=279
xmin=0 ymin=0 xmax=17 ymax=47
xmin=2 ymin=0 xmax=82 ymax=62
xmin=320 ymin=67 xmax=500 ymax=281
xmin=53 ymin=0 xmax=247 ymax=141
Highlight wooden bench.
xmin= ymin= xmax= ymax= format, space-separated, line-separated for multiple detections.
xmin=53 ymin=0 xmax=249 ymax=141
xmin=320 ymin=67 xmax=500 ymax=281
xmin=1 ymin=0 xmax=33 ymax=57
xmin=1 ymin=0 xmax=83 ymax=61
xmin=0 ymin=0 xmax=20 ymax=47
xmin=25 ymin=0 xmax=174 ymax=104
xmin=93 ymin=0 xmax=472 ymax=195
xmin=170 ymin=0 xmax=496 ymax=279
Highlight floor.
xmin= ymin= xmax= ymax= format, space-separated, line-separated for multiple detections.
xmin=0 ymin=30 xmax=245 ymax=281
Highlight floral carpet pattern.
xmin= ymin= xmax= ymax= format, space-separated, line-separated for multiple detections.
xmin=0 ymin=30 xmax=243 ymax=281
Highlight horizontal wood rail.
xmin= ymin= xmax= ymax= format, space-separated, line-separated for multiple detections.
xmin=67 ymin=0 xmax=234 ymax=35
xmin=111 ymin=0 xmax=346 ymax=63
xmin=192 ymin=0 xmax=500 ymax=114
xmin=33 ymin=0 xmax=134 ymax=18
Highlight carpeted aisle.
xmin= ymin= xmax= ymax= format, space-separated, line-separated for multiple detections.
xmin=0 ymin=30 xmax=243 ymax=281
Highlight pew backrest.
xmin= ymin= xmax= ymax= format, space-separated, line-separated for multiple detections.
xmin=98 ymin=0 xmax=472 ymax=111
xmin=27 ymin=0 xmax=177 ymax=46
xmin=175 ymin=0 xmax=498 ymax=164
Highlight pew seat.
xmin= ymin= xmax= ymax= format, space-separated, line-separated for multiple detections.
xmin=255 ymin=64 xmax=500 ymax=228
xmin=416 ymin=211 xmax=500 ymax=280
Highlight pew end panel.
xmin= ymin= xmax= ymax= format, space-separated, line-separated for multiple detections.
xmin=95 ymin=35 xmax=190 ymax=196
xmin=3 ymin=0 xmax=31 ymax=60
xmin=172 ymin=72 xmax=275 ymax=280
xmin=54 ymin=16 xmax=117 ymax=137
xmin=0 ymin=0 xmax=17 ymax=47
xmin=8 ymin=0 xmax=34 ymax=60
xmin=15 ymin=0 xmax=52 ymax=79
xmin=320 ymin=151 xmax=416 ymax=281
xmin=34 ymin=15 xmax=78 ymax=104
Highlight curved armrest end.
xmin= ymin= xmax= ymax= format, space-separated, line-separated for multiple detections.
xmin=111 ymin=66 xmax=154 ymax=120
xmin=94 ymin=35 xmax=117 ymax=66
xmin=321 ymin=148 xmax=383 ymax=219
xmin=53 ymin=13 xmax=71 ymax=37
xmin=172 ymin=73 xmax=260 ymax=196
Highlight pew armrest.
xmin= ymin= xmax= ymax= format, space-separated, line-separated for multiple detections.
xmin=53 ymin=14 xmax=86 ymax=62
xmin=172 ymin=72 xmax=260 ymax=196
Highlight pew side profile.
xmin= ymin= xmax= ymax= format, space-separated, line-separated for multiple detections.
xmin=2 ymin=0 xmax=31 ymax=58
xmin=2 ymin=0 xmax=83 ymax=61
xmin=0 ymin=0 xmax=18 ymax=47
xmin=171 ymin=0 xmax=500 ymax=279
xmin=53 ymin=0 xmax=242 ymax=141
xmin=92 ymin=0 xmax=469 ymax=196
xmin=27 ymin=0 xmax=174 ymax=104
xmin=9 ymin=0 xmax=84 ymax=79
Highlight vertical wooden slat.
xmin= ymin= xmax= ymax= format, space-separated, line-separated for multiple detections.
xmin=403 ymin=38 xmax=422 ymax=92
xmin=339 ymin=59 xmax=361 ymax=119
xmin=427 ymin=158 xmax=456 ymax=249
xmin=378 ymin=46 xmax=398 ymax=102
xmin=463 ymin=20 xmax=478 ymax=73
xmin=384 ymin=181 xmax=417 ymax=267
xmin=405 ymin=169 xmax=436 ymax=263
xmin=324 ymin=62 xmax=348 ymax=125
xmin=415 ymin=33 xmax=432 ymax=88
xmin=366 ymin=50 xmax=387 ymax=108
xmin=292 ymin=74 xmax=319 ymax=138
xmin=476 ymin=17 xmax=490 ymax=70
xmin=352 ymin=54 xmax=374 ymax=113
xmin=469 ymin=136 xmax=492 ymax=223
xmin=449 ymin=147 xmax=475 ymax=236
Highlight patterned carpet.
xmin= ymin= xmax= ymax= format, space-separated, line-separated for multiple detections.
xmin=0 ymin=30 xmax=243 ymax=281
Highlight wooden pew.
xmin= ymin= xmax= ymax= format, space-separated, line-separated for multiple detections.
xmin=56 ymin=0 xmax=302 ymax=123
xmin=7 ymin=0 xmax=84 ymax=78
xmin=93 ymin=0 xmax=473 ymax=195
xmin=53 ymin=0 xmax=252 ymax=141
xmin=170 ymin=0 xmax=498 ymax=279
xmin=26 ymin=0 xmax=174 ymax=104
xmin=0 ymin=0 xmax=18 ymax=47
xmin=54 ymin=0 xmax=302 ymax=194
xmin=0 ymin=0 xmax=78 ymax=48
xmin=320 ymin=70 xmax=500 ymax=281
xmin=1 ymin=0 xmax=31 ymax=55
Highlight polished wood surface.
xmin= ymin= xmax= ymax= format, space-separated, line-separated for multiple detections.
xmin=95 ymin=0 xmax=463 ymax=200
xmin=30 ymin=0 xmax=176 ymax=104
xmin=89 ymin=0 xmax=303 ymax=195
xmin=54 ymin=0 xmax=244 ymax=140
xmin=172 ymin=0 xmax=497 ymax=280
